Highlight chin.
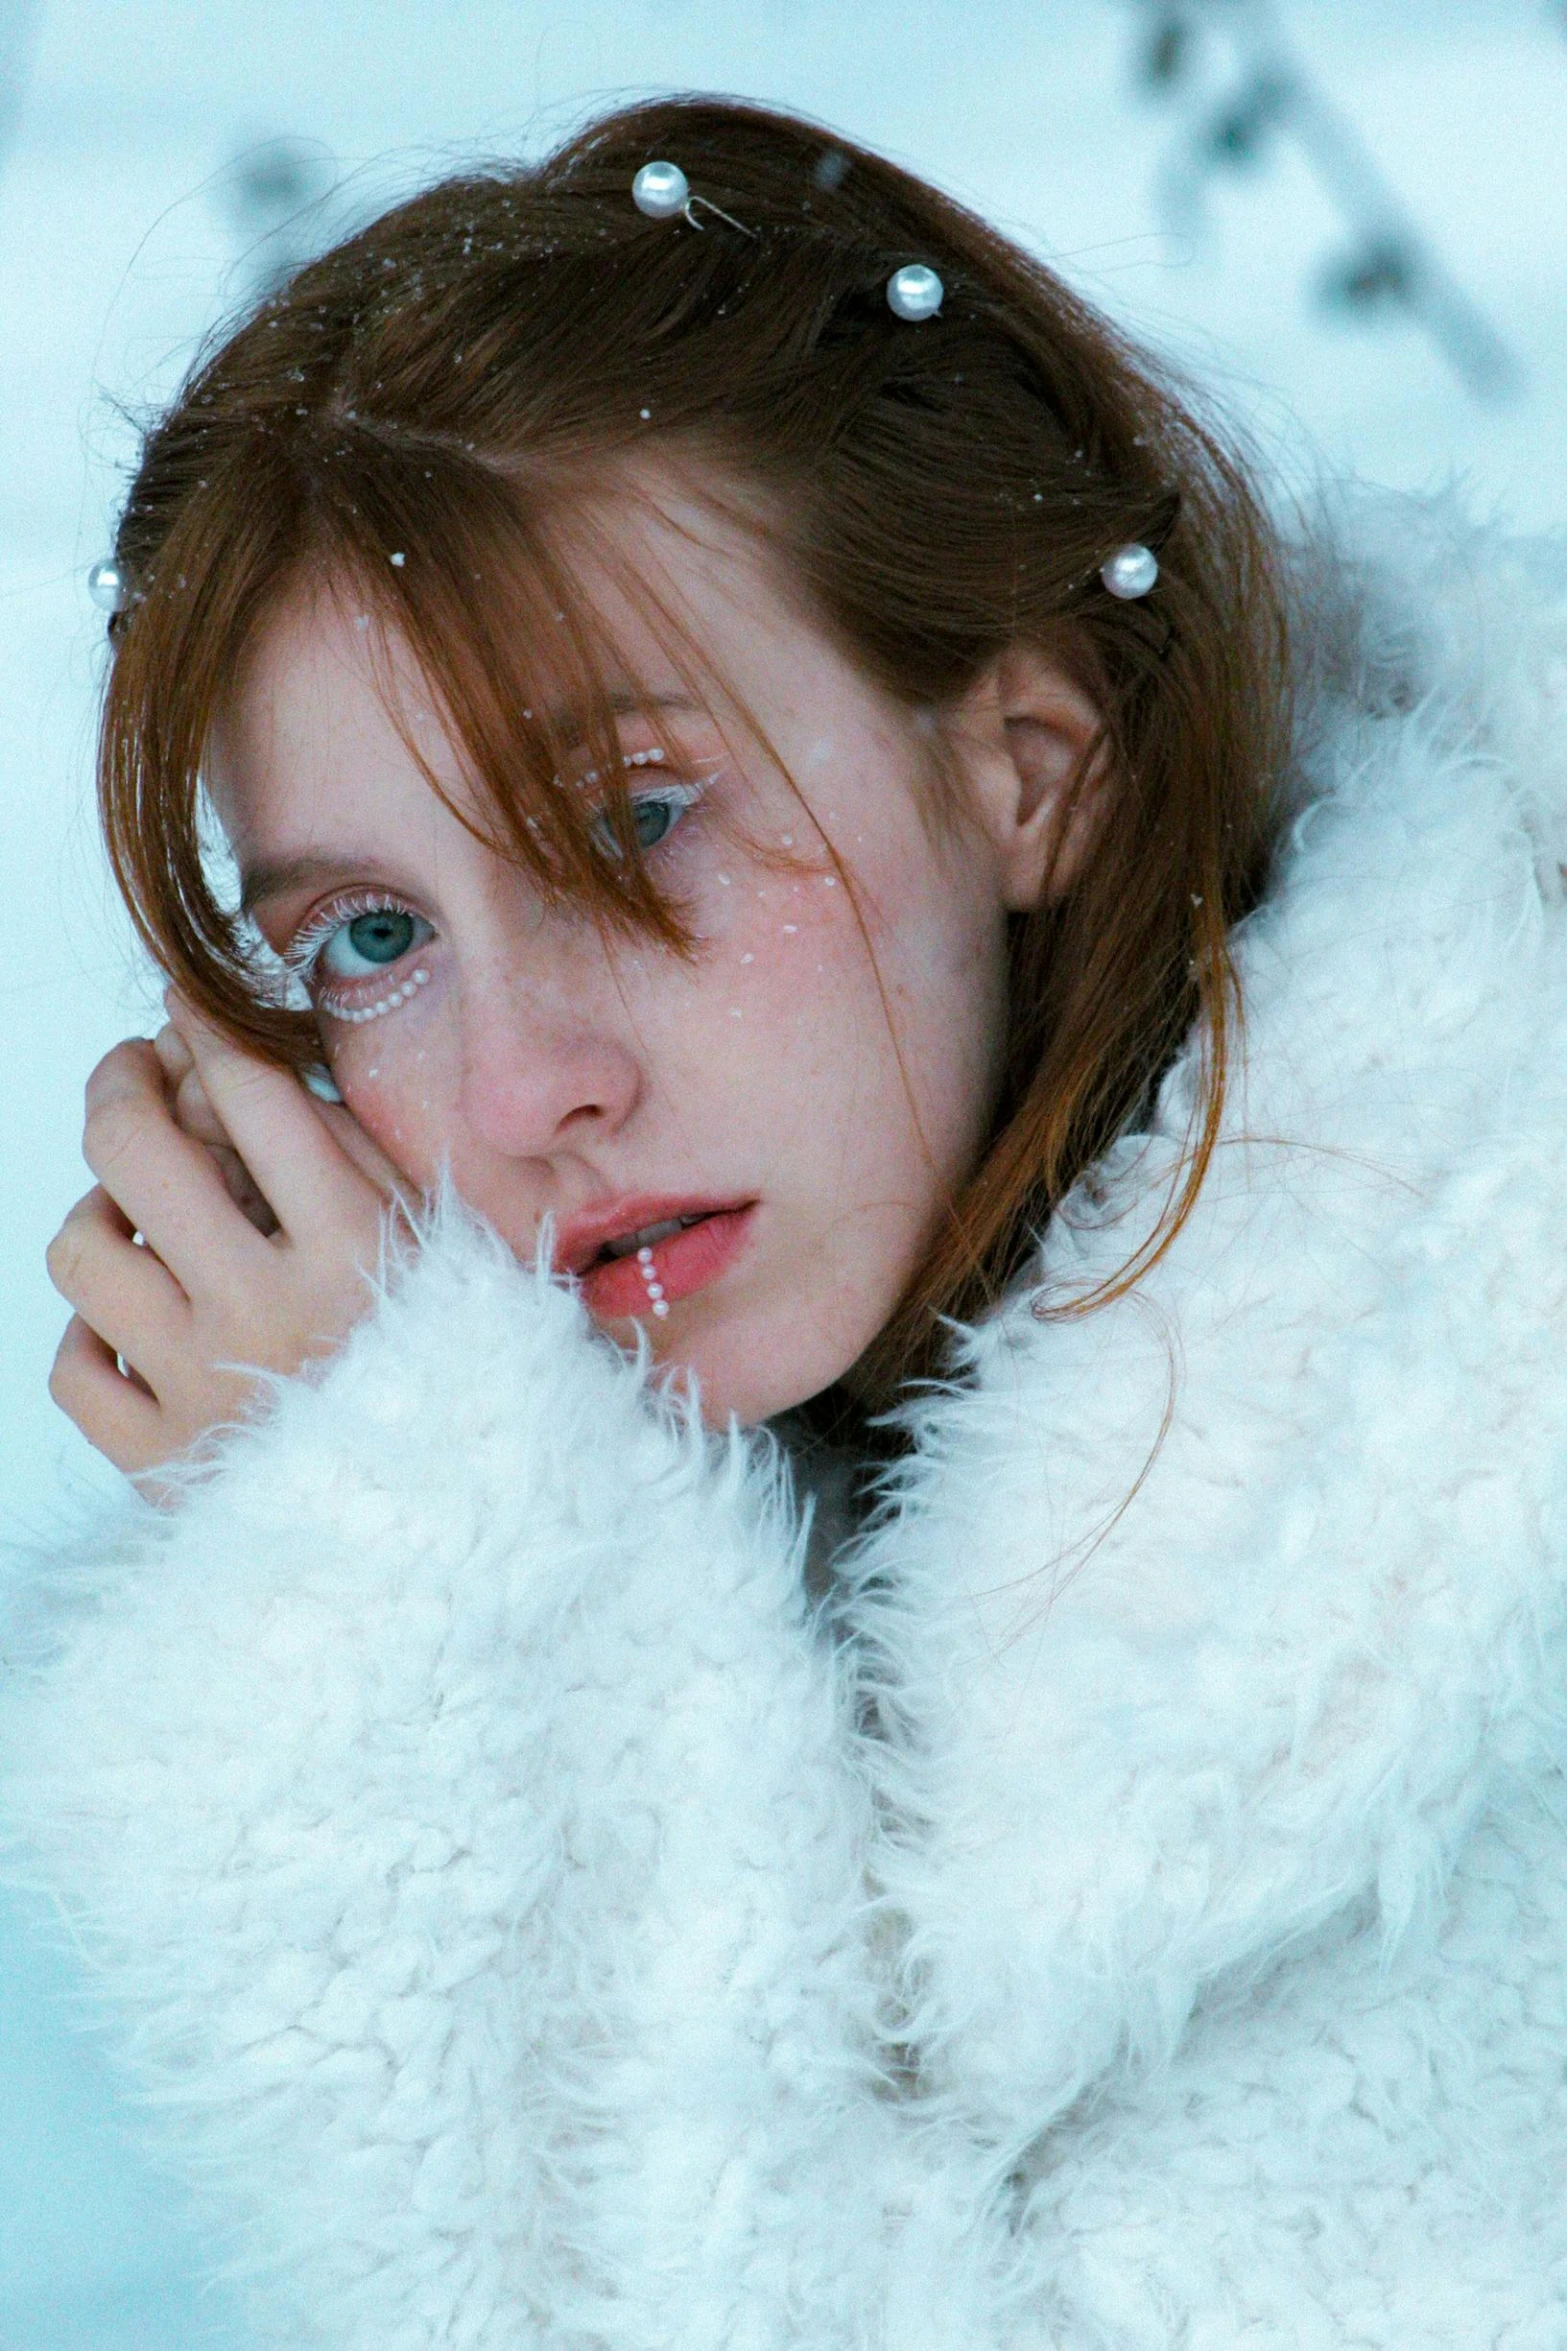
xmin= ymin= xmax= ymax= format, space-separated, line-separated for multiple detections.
xmin=585 ymin=1310 xmax=808 ymax=1429
xmin=679 ymin=1325 xmax=863 ymax=1431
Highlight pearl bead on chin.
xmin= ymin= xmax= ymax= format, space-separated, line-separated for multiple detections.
xmin=632 ymin=161 xmax=690 ymax=220
xmin=886 ymin=263 xmax=944 ymax=321
xmin=1099 ymin=543 xmax=1160 ymax=600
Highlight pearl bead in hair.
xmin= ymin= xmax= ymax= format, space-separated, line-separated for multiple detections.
xmin=87 ymin=558 xmax=130 ymax=614
xmin=1099 ymin=542 xmax=1160 ymax=600
xmin=632 ymin=161 xmax=690 ymax=220
xmin=886 ymin=263 xmax=944 ymax=321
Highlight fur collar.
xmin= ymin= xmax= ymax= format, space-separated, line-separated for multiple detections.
xmin=846 ymin=489 xmax=1567 ymax=2153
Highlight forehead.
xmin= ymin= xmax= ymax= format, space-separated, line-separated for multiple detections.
xmin=553 ymin=466 xmax=829 ymax=689
xmin=208 ymin=456 xmax=894 ymax=892
xmin=207 ymin=584 xmax=450 ymax=858
xmin=556 ymin=468 xmax=907 ymax=766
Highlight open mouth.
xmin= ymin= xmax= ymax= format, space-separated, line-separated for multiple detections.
xmin=576 ymin=1204 xmax=757 ymax=1320
xmin=590 ymin=1211 xmax=712 ymax=1267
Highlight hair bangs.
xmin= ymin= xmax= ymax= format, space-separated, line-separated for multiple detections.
xmin=102 ymin=431 xmax=721 ymax=1063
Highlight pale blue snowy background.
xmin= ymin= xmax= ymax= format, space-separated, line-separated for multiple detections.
xmin=2 ymin=2 xmax=1566 ymax=2340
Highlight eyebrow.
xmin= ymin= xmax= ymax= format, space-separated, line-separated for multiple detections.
xmin=238 ymin=695 xmax=711 ymax=917
xmin=548 ymin=688 xmax=706 ymax=752
xmin=238 ymin=854 xmax=407 ymax=920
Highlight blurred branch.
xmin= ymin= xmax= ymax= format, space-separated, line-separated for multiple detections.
xmin=216 ymin=137 xmax=338 ymax=300
xmin=1129 ymin=0 xmax=1518 ymax=402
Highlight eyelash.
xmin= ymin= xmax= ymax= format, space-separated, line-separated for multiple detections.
xmin=588 ymin=776 xmax=705 ymax=859
xmin=282 ymin=890 xmax=434 ymax=1024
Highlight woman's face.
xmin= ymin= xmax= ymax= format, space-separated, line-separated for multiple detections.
xmin=216 ymin=480 xmax=1086 ymax=1425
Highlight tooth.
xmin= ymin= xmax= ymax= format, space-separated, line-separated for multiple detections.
xmin=636 ymin=1219 xmax=688 ymax=1250
xmin=602 ymin=1215 xmax=697 ymax=1263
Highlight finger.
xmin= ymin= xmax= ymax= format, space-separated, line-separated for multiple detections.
xmin=46 ymin=1186 xmax=190 ymax=1381
xmin=311 ymin=1096 xmax=416 ymax=1204
xmin=171 ymin=1060 xmax=231 ymax=1151
xmin=157 ymin=1021 xmax=243 ymax=1156
xmin=157 ymin=1040 xmax=282 ymax=1230
xmin=49 ymin=1314 xmax=164 ymax=1469
xmin=163 ymin=1025 xmax=392 ymax=1205
xmin=152 ymin=1049 xmax=284 ymax=1233
xmin=151 ymin=1021 xmax=196 ymax=1090
xmin=207 ymin=1142 xmax=281 ymax=1236
xmin=168 ymin=1002 xmax=389 ymax=1238
xmin=81 ymin=1041 xmax=267 ymax=1293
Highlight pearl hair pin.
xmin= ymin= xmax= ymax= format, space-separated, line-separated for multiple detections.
xmin=87 ymin=558 xmax=131 ymax=614
xmin=886 ymin=263 xmax=944 ymax=321
xmin=631 ymin=159 xmax=688 ymax=218
xmin=631 ymin=160 xmax=756 ymax=238
xmin=1099 ymin=542 xmax=1160 ymax=600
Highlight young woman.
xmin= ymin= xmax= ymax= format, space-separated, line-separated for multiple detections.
xmin=8 ymin=93 xmax=1567 ymax=2350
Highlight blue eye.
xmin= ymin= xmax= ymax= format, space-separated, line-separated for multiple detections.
xmin=348 ymin=910 xmax=413 ymax=963
xmin=318 ymin=905 xmax=434 ymax=980
xmin=631 ymin=793 xmax=685 ymax=851
xmin=593 ymin=784 xmax=701 ymax=861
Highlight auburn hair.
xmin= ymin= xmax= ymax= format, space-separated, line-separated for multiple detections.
xmin=96 ymin=94 xmax=1291 ymax=1404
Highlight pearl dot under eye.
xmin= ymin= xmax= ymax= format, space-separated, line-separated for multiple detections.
xmin=346 ymin=909 xmax=416 ymax=965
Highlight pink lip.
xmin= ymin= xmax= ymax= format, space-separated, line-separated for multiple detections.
xmin=555 ymin=1193 xmax=751 ymax=1277
xmin=574 ymin=1203 xmax=757 ymax=1321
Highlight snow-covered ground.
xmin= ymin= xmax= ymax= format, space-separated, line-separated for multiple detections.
xmin=2 ymin=2 xmax=1565 ymax=2339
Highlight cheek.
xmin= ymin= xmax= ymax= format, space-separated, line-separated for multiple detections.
xmin=729 ymin=838 xmax=1006 ymax=1186
xmin=325 ymin=1002 xmax=456 ymax=1181
xmin=729 ymin=834 xmax=997 ymax=1041
xmin=733 ymin=849 xmax=860 ymax=962
xmin=688 ymin=863 xmax=865 ymax=1055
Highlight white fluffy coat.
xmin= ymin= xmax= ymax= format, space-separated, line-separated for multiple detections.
xmin=7 ymin=491 xmax=1567 ymax=2348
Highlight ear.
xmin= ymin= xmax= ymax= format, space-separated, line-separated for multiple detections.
xmin=946 ymin=645 xmax=1110 ymax=912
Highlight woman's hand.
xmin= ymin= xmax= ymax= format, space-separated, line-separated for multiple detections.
xmin=46 ymin=1004 xmax=412 ymax=1483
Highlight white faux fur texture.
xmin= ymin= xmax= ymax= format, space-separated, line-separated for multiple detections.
xmin=845 ymin=491 xmax=1567 ymax=2336
xmin=2 ymin=1235 xmax=997 ymax=2350
xmin=8 ymin=491 xmax=1567 ymax=2348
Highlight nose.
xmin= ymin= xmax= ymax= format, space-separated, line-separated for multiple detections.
xmin=455 ymin=977 xmax=644 ymax=1161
